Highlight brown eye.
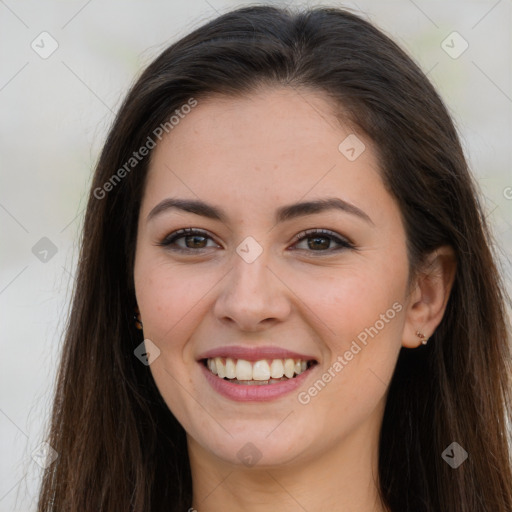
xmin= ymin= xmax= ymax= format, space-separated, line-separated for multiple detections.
xmin=182 ymin=234 xmax=208 ymax=249
xmin=158 ymin=228 xmax=220 ymax=252
xmin=305 ymin=235 xmax=330 ymax=250
xmin=291 ymin=229 xmax=354 ymax=253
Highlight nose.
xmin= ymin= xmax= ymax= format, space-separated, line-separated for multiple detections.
xmin=213 ymin=249 xmax=292 ymax=332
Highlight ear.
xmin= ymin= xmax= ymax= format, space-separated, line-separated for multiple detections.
xmin=402 ymin=245 xmax=456 ymax=348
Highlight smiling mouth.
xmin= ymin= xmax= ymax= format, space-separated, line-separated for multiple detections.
xmin=202 ymin=357 xmax=317 ymax=385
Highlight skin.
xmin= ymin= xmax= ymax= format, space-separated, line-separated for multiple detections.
xmin=133 ymin=87 xmax=455 ymax=512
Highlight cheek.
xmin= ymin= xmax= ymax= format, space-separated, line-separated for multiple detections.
xmin=134 ymin=258 xmax=212 ymax=418
xmin=294 ymin=273 xmax=405 ymax=440
xmin=304 ymin=260 xmax=406 ymax=345
xmin=337 ymin=277 xmax=403 ymax=340
xmin=298 ymin=251 xmax=408 ymax=397
xmin=134 ymin=257 xmax=217 ymax=344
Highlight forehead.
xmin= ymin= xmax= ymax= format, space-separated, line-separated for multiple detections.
xmin=142 ymin=87 xmax=385 ymax=219
xmin=154 ymin=87 xmax=349 ymax=158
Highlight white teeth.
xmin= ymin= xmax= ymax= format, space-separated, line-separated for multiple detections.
xmin=225 ymin=357 xmax=236 ymax=379
xmin=215 ymin=357 xmax=226 ymax=378
xmin=284 ymin=358 xmax=295 ymax=379
xmin=270 ymin=359 xmax=284 ymax=379
xmin=206 ymin=357 xmax=313 ymax=382
xmin=235 ymin=359 xmax=253 ymax=380
xmin=252 ymin=360 xmax=271 ymax=380
xmin=208 ymin=358 xmax=217 ymax=375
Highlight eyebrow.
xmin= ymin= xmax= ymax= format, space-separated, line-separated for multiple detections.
xmin=146 ymin=197 xmax=374 ymax=225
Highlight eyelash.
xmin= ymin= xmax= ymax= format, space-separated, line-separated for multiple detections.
xmin=156 ymin=227 xmax=355 ymax=255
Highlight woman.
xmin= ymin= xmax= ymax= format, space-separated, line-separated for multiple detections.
xmin=37 ymin=5 xmax=512 ymax=511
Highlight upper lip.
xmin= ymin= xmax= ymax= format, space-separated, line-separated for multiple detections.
xmin=197 ymin=345 xmax=318 ymax=362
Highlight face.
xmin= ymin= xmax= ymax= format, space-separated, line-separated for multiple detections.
xmin=133 ymin=87 xmax=411 ymax=469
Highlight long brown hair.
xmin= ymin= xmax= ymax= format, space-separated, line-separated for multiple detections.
xmin=38 ymin=5 xmax=512 ymax=511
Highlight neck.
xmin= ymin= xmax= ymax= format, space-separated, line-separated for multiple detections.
xmin=188 ymin=407 xmax=388 ymax=512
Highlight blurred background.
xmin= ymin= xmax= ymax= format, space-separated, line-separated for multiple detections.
xmin=1 ymin=0 xmax=511 ymax=510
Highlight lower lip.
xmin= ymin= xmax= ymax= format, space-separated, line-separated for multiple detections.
xmin=200 ymin=362 xmax=315 ymax=402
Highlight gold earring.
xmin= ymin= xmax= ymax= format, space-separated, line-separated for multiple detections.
xmin=416 ymin=330 xmax=428 ymax=345
xmin=134 ymin=307 xmax=143 ymax=330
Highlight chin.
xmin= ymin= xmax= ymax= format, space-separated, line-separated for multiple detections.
xmin=187 ymin=420 xmax=316 ymax=469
